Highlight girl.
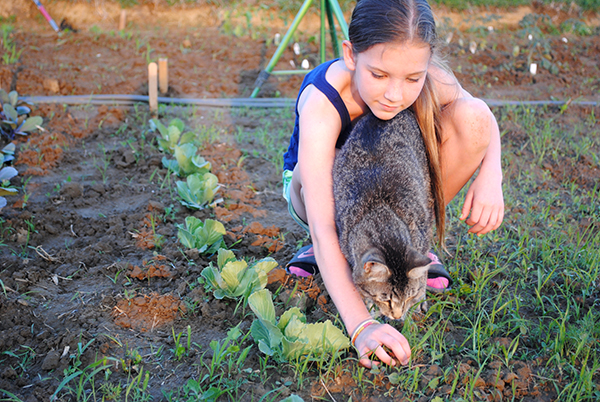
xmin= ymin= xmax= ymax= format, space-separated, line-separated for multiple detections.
xmin=282 ymin=0 xmax=504 ymax=368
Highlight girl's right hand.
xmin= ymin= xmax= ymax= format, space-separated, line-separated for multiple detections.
xmin=353 ymin=323 xmax=411 ymax=368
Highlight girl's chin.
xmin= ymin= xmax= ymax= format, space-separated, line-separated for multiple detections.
xmin=372 ymin=106 xmax=403 ymax=120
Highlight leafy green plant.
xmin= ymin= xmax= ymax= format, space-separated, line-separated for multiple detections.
xmin=151 ymin=117 xmax=198 ymax=154
xmin=201 ymin=249 xmax=278 ymax=301
xmin=171 ymin=325 xmax=193 ymax=361
xmin=176 ymin=172 xmax=221 ymax=210
xmin=0 ymin=89 xmax=43 ymax=147
xmin=177 ymin=217 xmax=227 ymax=254
xmin=248 ymin=289 xmax=350 ymax=362
xmin=0 ymin=165 xmax=17 ymax=209
xmin=1 ymin=24 xmax=23 ymax=65
xmin=163 ymin=143 xmax=212 ymax=177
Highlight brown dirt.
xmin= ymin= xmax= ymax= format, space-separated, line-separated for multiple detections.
xmin=0 ymin=1 xmax=599 ymax=401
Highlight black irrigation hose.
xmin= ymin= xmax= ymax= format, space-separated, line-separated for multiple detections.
xmin=21 ymin=95 xmax=296 ymax=108
xmin=21 ymin=94 xmax=599 ymax=108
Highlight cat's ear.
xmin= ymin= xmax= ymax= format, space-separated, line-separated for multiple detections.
xmin=363 ymin=261 xmax=391 ymax=281
xmin=360 ymin=248 xmax=385 ymax=267
xmin=406 ymin=247 xmax=431 ymax=279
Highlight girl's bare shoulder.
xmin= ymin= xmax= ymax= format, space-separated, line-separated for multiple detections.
xmin=298 ymin=60 xmax=351 ymax=111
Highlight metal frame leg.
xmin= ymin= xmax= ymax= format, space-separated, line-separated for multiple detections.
xmin=250 ymin=0 xmax=348 ymax=98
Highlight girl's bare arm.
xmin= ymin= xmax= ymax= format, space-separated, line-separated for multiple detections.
xmin=296 ymin=87 xmax=412 ymax=367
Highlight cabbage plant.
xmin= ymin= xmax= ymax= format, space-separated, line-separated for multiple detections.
xmin=0 ymin=165 xmax=17 ymax=209
xmin=176 ymin=172 xmax=220 ymax=210
xmin=162 ymin=143 xmax=211 ymax=177
xmin=176 ymin=217 xmax=226 ymax=254
xmin=248 ymin=289 xmax=350 ymax=361
xmin=0 ymin=89 xmax=42 ymax=148
xmin=150 ymin=117 xmax=197 ymax=154
xmin=201 ymin=249 xmax=278 ymax=301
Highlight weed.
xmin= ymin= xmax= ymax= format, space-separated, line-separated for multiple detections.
xmin=93 ymin=144 xmax=112 ymax=184
xmin=1 ymin=24 xmax=23 ymax=64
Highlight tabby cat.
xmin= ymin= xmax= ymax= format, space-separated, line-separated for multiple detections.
xmin=333 ymin=109 xmax=433 ymax=320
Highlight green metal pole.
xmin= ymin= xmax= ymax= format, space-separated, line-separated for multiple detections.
xmin=328 ymin=0 xmax=348 ymax=40
xmin=320 ymin=0 xmax=326 ymax=64
xmin=325 ymin=0 xmax=340 ymax=58
xmin=250 ymin=0 xmax=314 ymax=98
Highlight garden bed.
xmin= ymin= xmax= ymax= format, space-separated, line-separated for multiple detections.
xmin=1 ymin=1 xmax=599 ymax=401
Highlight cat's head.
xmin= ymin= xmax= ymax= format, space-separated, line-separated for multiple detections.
xmin=352 ymin=246 xmax=430 ymax=321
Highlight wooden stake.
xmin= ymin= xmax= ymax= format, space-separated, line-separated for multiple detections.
xmin=119 ymin=9 xmax=127 ymax=31
xmin=158 ymin=58 xmax=168 ymax=94
xmin=148 ymin=62 xmax=158 ymax=115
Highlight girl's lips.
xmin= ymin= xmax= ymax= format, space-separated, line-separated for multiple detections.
xmin=379 ymin=102 xmax=401 ymax=112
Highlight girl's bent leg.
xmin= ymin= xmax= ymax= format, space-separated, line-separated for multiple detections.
xmin=440 ymin=97 xmax=493 ymax=204
xmin=290 ymin=163 xmax=309 ymax=225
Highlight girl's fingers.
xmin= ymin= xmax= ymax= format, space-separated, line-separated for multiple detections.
xmin=460 ymin=190 xmax=474 ymax=221
xmin=355 ymin=324 xmax=411 ymax=368
xmin=469 ymin=207 xmax=492 ymax=234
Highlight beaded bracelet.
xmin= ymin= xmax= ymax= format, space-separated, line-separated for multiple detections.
xmin=350 ymin=318 xmax=380 ymax=347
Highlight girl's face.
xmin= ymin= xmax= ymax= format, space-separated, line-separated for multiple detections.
xmin=344 ymin=41 xmax=431 ymax=120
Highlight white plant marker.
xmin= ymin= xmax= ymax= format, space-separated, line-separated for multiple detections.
xmin=562 ymin=37 xmax=568 ymax=43
xmin=301 ymin=59 xmax=309 ymax=69
xmin=293 ymin=42 xmax=300 ymax=55
xmin=469 ymin=41 xmax=477 ymax=54
xmin=289 ymin=60 xmax=296 ymax=68
xmin=119 ymin=9 xmax=127 ymax=31
xmin=148 ymin=62 xmax=158 ymax=115
xmin=530 ymin=63 xmax=537 ymax=75
xmin=159 ymin=58 xmax=168 ymax=94
xmin=274 ymin=33 xmax=281 ymax=45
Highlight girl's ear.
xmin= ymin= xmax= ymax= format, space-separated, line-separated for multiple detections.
xmin=342 ymin=40 xmax=357 ymax=71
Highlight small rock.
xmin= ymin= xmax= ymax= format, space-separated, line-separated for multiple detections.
xmin=42 ymin=350 xmax=61 ymax=371
xmin=503 ymin=372 xmax=518 ymax=383
xmin=1 ymin=367 xmax=17 ymax=379
xmin=485 ymin=371 xmax=505 ymax=391
xmin=43 ymin=78 xmax=60 ymax=93
xmin=473 ymin=377 xmax=486 ymax=388
xmin=489 ymin=388 xmax=503 ymax=402
xmin=516 ymin=365 xmax=532 ymax=382
xmin=182 ymin=38 xmax=192 ymax=48
xmin=488 ymin=360 xmax=503 ymax=370
xmin=185 ymin=248 xmax=199 ymax=260
xmin=148 ymin=200 xmax=165 ymax=213
xmin=61 ymin=182 xmax=83 ymax=199
xmin=426 ymin=364 xmax=443 ymax=377
xmin=90 ymin=183 xmax=106 ymax=195
xmin=45 ymin=223 xmax=58 ymax=235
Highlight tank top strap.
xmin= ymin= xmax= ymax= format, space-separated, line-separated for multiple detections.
xmin=309 ymin=62 xmax=352 ymax=145
xmin=298 ymin=59 xmax=352 ymax=147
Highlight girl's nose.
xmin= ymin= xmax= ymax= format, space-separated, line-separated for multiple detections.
xmin=384 ymin=80 xmax=403 ymax=103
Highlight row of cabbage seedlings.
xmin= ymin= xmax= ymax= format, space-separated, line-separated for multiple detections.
xmin=0 ymin=89 xmax=44 ymax=209
xmin=151 ymin=117 xmax=350 ymax=364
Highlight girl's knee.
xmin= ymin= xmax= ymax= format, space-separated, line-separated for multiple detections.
xmin=445 ymin=97 xmax=492 ymax=154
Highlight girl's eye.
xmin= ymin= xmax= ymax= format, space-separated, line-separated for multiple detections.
xmin=407 ymin=77 xmax=421 ymax=83
xmin=371 ymin=72 xmax=384 ymax=79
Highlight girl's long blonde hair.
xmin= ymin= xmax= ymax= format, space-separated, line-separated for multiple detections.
xmin=411 ymin=59 xmax=446 ymax=246
xmin=349 ymin=0 xmax=447 ymax=246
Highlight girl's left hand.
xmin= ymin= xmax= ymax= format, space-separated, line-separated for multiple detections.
xmin=460 ymin=170 xmax=504 ymax=235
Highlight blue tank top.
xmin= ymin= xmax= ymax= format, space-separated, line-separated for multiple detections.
xmin=282 ymin=59 xmax=352 ymax=172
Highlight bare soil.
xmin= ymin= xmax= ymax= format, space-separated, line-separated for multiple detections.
xmin=0 ymin=1 xmax=599 ymax=401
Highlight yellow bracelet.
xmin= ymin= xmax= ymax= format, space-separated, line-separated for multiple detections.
xmin=350 ymin=319 xmax=379 ymax=347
